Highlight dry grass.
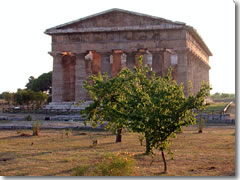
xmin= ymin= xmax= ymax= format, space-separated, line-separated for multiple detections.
xmin=0 ymin=126 xmax=235 ymax=176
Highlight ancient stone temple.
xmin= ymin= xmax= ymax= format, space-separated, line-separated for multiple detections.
xmin=44 ymin=8 xmax=212 ymax=109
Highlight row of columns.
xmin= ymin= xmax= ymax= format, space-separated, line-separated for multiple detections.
xmin=187 ymin=50 xmax=210 ymax=95
xmin=51 ymin=49 xmax=182 ymax=102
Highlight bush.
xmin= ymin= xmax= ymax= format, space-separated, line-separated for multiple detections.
xmin=24 ymin=115 xmax=32 ymax=121
xmin=198 ymin=117 xmax=205 ymax=133
xmin=73 ymin=165 xmax=90 ymax=176
xmin=32 ymin=121 xmax=41 ymax=136
xmin=73 ymin=153 xmax=136 ymax=176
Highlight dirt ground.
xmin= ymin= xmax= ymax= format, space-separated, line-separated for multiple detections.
xmin=0 ymin=125 xmax=235 ymax=176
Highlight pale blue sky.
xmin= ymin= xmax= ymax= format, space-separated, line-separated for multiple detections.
xmin=0 ymin=0 xmax=235 ymax=94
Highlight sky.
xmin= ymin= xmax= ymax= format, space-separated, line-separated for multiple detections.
xmin=0 ymin=0 xmax=235 ymax=94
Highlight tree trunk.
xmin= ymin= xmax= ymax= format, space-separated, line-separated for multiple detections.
xmin=145 ymin=134 xmax=151 ymax=154
xmin=161 ymin=150 xmax=167 ymax=173
xmin=115 ymin=129 xmax=122 ymax=143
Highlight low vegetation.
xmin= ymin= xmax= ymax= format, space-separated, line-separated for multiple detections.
xmin=74 ymin=152 xmax=136 ymax=176
xmin=0 ymin=126 xmax=235 ymax=176
xmin=205 ymin=102 xmax=228 ymax=112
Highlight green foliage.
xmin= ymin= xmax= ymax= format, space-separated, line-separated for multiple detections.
xmin=26 ymin=71 xmax=52 ymax=93
xmin=73 ymin=153 xmax=136 ymax=176
xmin=81 ymin=56 xmax=211 ymax=172
xmin=10 ymin=89 xmax=48 ymax=108
xmin=1 ymin=91 xmax=14 ymax=104
xmin=205 ymin=102 xmax=227 ymax=112
xmin=80 ymin=69 xmax=132 ymax=142
xmin=73 ymin=165 xmax=90 ymax=176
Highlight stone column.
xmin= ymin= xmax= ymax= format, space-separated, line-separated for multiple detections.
xmin=91 ymin=51 xmax=101 ymax=75
xmin=162 ymin=50 xmax=171 ymax=77
xmin=175 ymin=49 xmax=188 ymax=96
xmin=75 ymin=53 xmax=89 ymax=101
xmin=111 ymin=50 xmax=127 ymax=77
xmin=51 ymin=53 xmax=64 ymax=102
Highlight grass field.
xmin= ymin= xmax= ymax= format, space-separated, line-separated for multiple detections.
xmin=0 ymin=126 xmax=235 ymax=176
xmin=205 ymin=102 xmax=228 ymax=112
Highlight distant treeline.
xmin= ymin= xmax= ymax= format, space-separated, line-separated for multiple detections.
xmin=0 ymin=71 xmax=52 ymax=108
xmin=210 ymin=92 xmax=235 ymax=100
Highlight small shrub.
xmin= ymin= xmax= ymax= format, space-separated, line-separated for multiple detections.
xmin=73 ymin=153 xmax=136 ymax=176
xmin=73 ymin=165 xmax=90 ymax=176
xmin=24 ymin=115 xmax=32 ymax=121
xmin=138 ymin=134 xmax=145 ymax=146
xmin=89 ymin=135 xmax=99 ymax=147
xmin=32 ymin=121 xmax=41 ymax=136
xmin=66 ymin=128 xmax=72 ymax=137
xmin=198 ymin=117 xmax=205 ymax=133
xmin=175 ymin=127 xmax=183 ymax=134
xmin=92 ymin=139 xmax=98 ymax=147
xmin=93 ymin=153 xmax=136 ymax=176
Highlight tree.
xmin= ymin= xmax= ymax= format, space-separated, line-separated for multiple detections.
xmin=33 ymin=91 xmax=48 ymax=109
xmin=81 ymin=56 xmax=211 ymax=173
xmin=81 ymin=71 xmax=132 ymax=142
xmin=26 ymin=71 xmax=52 ymax=93
xmin=1 ymin=91 xmax=14 ymax=105
xmin=11 ymin=89 xmax=48 ymax=109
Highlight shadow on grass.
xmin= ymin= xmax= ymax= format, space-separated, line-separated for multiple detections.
xmin=44 ymin=168 xmax=76 ymax=176
xmin=0 ymin=134 xmax=33 ymax=140
xmin=154 ymin=171 xmax=168 ymax=176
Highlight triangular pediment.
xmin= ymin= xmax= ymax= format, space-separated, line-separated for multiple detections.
xmin=45 ymin=8 xmax=185 ymax=34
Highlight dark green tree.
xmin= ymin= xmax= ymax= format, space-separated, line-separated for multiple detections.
xmin=1 ymin=91 xmax=14 ymax=105
xmin=26 ymin=71 xmax=52 ymax=93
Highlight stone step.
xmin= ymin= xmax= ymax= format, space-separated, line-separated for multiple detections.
xmin=44 ymin=101 xmax=93 ymax=110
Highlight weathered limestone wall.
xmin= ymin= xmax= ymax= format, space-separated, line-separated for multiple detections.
xmin=187 ymin=51 xmax=210 ymax=95
xmin=51 ymin=29 xmax=187 ymax=53
xmin=50 ymin=27 xmax=210 ymax=102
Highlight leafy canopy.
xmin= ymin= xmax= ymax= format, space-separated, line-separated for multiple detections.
xmin=26 ymin=71 xmax=52 ymax=93
xmin=81 ymin=56 xmax=211 ymax=155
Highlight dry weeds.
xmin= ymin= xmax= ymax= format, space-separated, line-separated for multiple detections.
xmin=0 ymin=125 xmax=235 ymax=176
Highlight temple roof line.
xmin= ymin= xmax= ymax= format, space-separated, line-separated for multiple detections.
xmin=45 ymin=24 xmax=185 ymax=34
xmin=45 ymin=8 xmax=186 ymax=31
xmin=45 ymin=8 xmax=212 ymax=56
